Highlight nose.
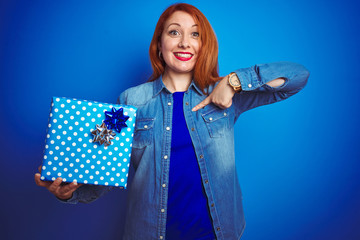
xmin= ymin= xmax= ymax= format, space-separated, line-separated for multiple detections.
xmin=179 ymin=36 xmax=189 ymax=48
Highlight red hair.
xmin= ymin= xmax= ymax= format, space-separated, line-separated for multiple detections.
xmin=148 ymin=3 xmax=221 ymax=94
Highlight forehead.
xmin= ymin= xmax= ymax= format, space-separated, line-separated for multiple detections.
xmin=164 ymin=11 xmax=197 ymax=28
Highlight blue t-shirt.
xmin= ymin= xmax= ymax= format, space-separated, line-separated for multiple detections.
xmin=165 ymin=92 xmax=216 ymax=240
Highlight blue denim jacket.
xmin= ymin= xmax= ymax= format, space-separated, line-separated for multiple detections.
xmin=63 ymin=61 xmax=309 ymax=240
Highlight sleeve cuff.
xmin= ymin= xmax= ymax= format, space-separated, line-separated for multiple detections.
xmin=234 ymin=67 xmax=261 ymax=91
xmin=56 ymin=189 xmax=79 ymax=204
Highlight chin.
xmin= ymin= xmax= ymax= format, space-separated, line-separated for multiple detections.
xmin=175 ymin=68 xmax=194 ymax=74
xmin=175 ymin=65 xmax=196 ymax=73
xmin=165 ymin=62 xmax=196 ymax=75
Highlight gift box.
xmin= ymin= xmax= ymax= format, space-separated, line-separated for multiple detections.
xmin=40 ymin=97 xmax=137 ymax=188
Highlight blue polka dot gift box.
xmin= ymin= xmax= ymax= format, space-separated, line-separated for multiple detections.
xmin=40 ymin=97 xmax=137 ymax=188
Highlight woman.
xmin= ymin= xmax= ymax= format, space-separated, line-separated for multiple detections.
xmin=35 ymin=3 xmax=309 ymax=240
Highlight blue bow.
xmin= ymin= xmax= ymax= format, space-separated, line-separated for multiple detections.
xmin=104 ymin=107 xmax=129 ymax=133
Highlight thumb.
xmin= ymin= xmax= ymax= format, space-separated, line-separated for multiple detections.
xmin=192 ymin=96 xmax=212 ymax=112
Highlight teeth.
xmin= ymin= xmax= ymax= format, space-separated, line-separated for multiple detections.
xmin=174 ymin=53 xmax=192 ymax=58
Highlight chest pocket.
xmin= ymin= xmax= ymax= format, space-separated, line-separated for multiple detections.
xmin=132 ymin=118 xmax=155 ymax=149
xmin=201 ymin=108 xmax=229 ymax=138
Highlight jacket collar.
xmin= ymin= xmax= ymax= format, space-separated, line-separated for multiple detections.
xmin=153 ymin=75 xmax=204 ymax=97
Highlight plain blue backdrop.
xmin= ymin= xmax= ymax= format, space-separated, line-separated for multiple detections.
xmin=1 ymin=0 xmax=359 ymax=239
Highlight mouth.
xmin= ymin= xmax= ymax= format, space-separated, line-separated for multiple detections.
xmin=173 ymin=52 xmax=193 ymax=61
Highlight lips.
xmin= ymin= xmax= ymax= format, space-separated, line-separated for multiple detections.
xmin=173 ymin=52 xmax=193 ymax=61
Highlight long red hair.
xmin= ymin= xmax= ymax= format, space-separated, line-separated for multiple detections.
xmin=148 ymin=3 xmax=221 ymax=94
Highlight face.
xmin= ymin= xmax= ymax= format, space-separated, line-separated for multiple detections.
xmin=159 ymin=11 xmax=201 ymax=75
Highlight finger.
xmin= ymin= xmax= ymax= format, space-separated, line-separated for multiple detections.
xmin=192 ymin=97 xmax=212 ymax=112
xmin=59 ymin=181 xmax=81 ymax=196
xmin=48 ymin=177 xmax=63 ymax=193
xmin=34 ymin=173 xmax=51 ymax=188
xmin=38 ymin=165 xmax=42 ymax=173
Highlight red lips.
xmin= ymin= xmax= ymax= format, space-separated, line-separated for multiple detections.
xmin=173 ymin=52 xmax=193 ymax=61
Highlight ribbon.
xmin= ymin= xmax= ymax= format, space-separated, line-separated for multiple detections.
xmin=104 ymin=107 xmax=129 ymax=133
xmin=91 ymin=122 xmax=116 ymax=147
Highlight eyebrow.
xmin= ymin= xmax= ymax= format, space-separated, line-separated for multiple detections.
xmin=167 ymin=23 xmax=198 ymax=28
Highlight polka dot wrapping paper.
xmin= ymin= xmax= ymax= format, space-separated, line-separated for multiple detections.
xmin=40 ymin=97 xmax=137 ymax=188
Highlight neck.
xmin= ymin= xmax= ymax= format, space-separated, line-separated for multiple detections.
xmin=162 ymin=68 xmax=192 ymax=93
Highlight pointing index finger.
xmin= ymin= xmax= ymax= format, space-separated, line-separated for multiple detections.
xmin=192 ymin=96 xmax=211 ymax=112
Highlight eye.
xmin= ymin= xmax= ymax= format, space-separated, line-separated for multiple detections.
xmin=192 ymin=32 xmax=199 ymax=38
xmin=169 ymin=30 xmax=180 ymax=36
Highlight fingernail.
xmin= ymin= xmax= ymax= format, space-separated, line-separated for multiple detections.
xmin=35 ymin=173 xmax=40 ymax=177
xmin=73 ymin=181 xmax=78 ymax=186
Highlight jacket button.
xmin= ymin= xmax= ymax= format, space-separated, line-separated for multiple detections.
xmin=161 ymin=209 xmax=165 ymax=213
xmin=168 ymin=102 xmax=171 ymax=106
xmin=248 ymin=83 xmax=252 ymax=88
xmin=160 ymin=236 xmax=163 ymax=239
xmin=164 ymin=155 xmax=168 ymax=159
xmin=205 ymin=180 xmax=209 ymax=184
xmin=166 ymin=126 xmax=170 ymax=131
xmin=211 ymin=203 xmax=214 ymax=207
xmin=185 ymin=102 xmax=189 ymax=105
xmin=216 ymin=227 xmax=221 ymax=231
xmin=162 ymin=184 xmax=166 ymax=188
xmin=200 ymin=154 xmax=204 ymax=159
xmin=209 ymin=117 xmax=213 ymax=121
xmin=191 ymin=127 xmax=195 ymax=131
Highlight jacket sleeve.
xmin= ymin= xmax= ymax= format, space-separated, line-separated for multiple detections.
xmin=232 ymin=61 xmax=310 ymax=122
xmin=117 ymin=90 xmax=127 ymax=105
xmin=57 ymin=185 xmax=114 ymax=204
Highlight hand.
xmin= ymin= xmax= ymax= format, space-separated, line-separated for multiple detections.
xmin=192 ymin=75 xmax=236 ymax=111
xmin=35 ymin=165 xmax=83 ymax=200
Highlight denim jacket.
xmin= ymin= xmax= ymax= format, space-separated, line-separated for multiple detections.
xmin=62 ymin=61 xmax=309 ymax=240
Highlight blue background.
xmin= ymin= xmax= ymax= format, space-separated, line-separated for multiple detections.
xmin=1 ymin=0 xmax=359 ymax=239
